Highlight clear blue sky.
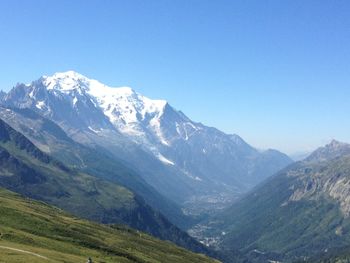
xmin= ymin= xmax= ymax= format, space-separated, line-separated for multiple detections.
xmin=0 ymin=0 xmax=349 ymax=154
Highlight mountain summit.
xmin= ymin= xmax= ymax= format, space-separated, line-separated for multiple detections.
xmin=1 ymin=71 xmax=292 ymax=214
xmin=42 ymin=71 xmax=168 ymax=139
xmin=305 ymin=140 xmax=350 ymax=162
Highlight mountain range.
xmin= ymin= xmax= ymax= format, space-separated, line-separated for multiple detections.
xmin=0 ymin=71 xmax=292 ymax=216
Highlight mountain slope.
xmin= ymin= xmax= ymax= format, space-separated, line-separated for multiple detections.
xmin=0 ymin=187 xmax=219 ymax=263
xmin=0 ymin=118 xmax=211 ymax=255
xmin=0 ymin=106 xmax=190 ymax=229
xmin=1 ymin=71 xmax=292 ymax=214
xmin=201 ymin=141 xmax=350 ymax=262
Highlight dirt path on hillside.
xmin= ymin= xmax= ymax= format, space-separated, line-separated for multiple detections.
xmin=0 ymin=245 xmax=49 ymax=260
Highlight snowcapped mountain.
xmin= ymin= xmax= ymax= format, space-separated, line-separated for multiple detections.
xmin=6 ymin=71 xmax=192 ymax=159
xmin=1 ymin=71 xmax=292 ymax=213
xmin=43 ymin=71 xmax=168 ymax=140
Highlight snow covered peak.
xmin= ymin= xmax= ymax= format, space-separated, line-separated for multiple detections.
xmin=41 ymin=71 xmax=168 ymax=138
xmin=42 ymin=71 xmax=166 ymax=109
xmin=43 ymin=71 xmax=101 ymax=92
xmin=87 ymin=82 xmax=167 ymax=129
xmin=43 ymin=70 xmax=162 ymax=98
xmin=43 ymin=71 xmax=83 ymax=86
xmin=46 ymin=70 xmax=87 ymax=80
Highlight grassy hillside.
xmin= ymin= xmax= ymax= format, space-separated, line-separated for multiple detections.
xmin=0 ymin=188 xmax=218 ymax=263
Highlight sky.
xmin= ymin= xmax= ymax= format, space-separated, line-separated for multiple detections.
xmin=0 ymin=0 xmax=349 ymax=155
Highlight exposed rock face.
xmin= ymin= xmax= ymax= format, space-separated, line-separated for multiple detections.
xmin=286 ymin=141 xmax=350 ymax=216
xmin=287 ymin=156 xmax=350 ymax=216
xmin=328 ymin=177 xmax=350 ymax=216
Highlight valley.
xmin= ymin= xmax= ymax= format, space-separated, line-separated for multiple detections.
xmin=198 ymin=141 xmax=350 ymax=262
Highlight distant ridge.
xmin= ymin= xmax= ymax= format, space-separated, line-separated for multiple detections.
xmin=305 ymin=139 xmax=350 ymax=162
